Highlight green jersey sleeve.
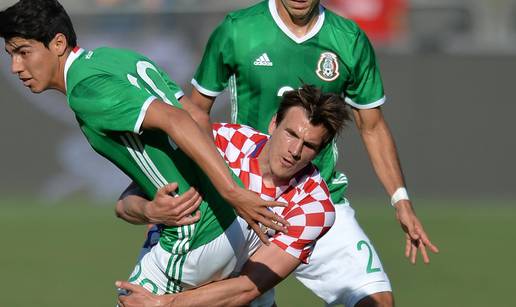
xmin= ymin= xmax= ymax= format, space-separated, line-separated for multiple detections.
xmin=69 ymin=74 xmax=156 ymax=134
xmin=192 ymin=15 xmax=235 ymax=96
xmin=344 ymin=29 xmax=385 ymax=109
xmin=157 ymin=66 xmax=185 ymax=101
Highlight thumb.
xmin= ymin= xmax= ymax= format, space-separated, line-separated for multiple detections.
xmin=160 ymin=182 xmax=179 ymax=196
xmin=406 ymin=222 xmax=420 ymax=240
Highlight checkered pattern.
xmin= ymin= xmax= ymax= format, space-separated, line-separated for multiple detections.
xmin=213 ymin=123 xmax=336 ymax=263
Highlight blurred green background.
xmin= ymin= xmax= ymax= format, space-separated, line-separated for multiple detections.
xmin=1 ymin=199 xmax=513 ymax=307
xmin=1 ymin=1 xmax=515 ymax=306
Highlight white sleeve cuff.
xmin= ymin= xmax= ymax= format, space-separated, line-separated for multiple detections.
xmin=134 ymin=96 xmax=157 ymax=134
xmin=345 ymin=95 xmax=386 ymax=109
xmin=191 ymin=78 xmax=223 ymax=97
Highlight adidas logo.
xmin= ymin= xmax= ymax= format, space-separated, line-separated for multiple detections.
xmin=253 ymin=53 xmax=273 ymax=66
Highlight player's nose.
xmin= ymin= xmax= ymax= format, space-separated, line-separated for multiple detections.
xmin=289 ymin=139 xmax=303 ymax=159
xmin=11 ymin=56 xmax=23 ymax=74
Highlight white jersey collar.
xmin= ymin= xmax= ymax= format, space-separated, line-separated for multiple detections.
xmin=268 ymin=0 xmax=325 ymax=44
xmin=64 ymin=47 xmax=85 ymax=92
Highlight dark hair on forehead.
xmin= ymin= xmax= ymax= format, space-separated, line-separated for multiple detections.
xmin=276 ymin=84 xmax=352 ymax=148
xmin=0 ymin=0 xmax=77 ymax=48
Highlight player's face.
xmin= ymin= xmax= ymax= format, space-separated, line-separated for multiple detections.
xmin=267 ymin=106 xmax=326 ymax=183
xmin=278 ymin=0 xmax=320 ymax=20
xmin=4 ymin=37 xmax=60 ymax=93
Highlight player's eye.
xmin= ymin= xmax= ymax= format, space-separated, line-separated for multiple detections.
xmin=286 ymin=129 xmax=297 ymax=138
xmin=305 ymin=143 xmax=317 ymax=150
xmin=17 ymin=48 xmax=31 ymax=57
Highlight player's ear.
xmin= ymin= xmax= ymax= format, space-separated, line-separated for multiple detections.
xmin=50 ymin=33 xmax=68 ymax=56
xmin=268 ymin=115 xmax=277 ymax=135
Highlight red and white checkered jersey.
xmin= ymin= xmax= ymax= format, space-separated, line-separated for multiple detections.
xmin=213 ymin=123 xmax=335 ymax=263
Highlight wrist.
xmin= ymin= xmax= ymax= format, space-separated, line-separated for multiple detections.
xmin=391 ymin=187 xmax=409 ymax=207
xmin=218 ymin=182 xmax=239 ymax=203
xmin=158 ymin=294 xmax=175 ymax=307
xmin=142 ymin=200 xmax=156 ymax=223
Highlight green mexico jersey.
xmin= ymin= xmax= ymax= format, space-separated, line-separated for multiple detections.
xmin=193 ymin=0 xmax=385 ymax=204
xmin=65 ymin=47 xmax=236 ymax=251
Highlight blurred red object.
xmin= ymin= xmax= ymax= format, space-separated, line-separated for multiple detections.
xmin=324 ymin=0 xmax=407 ymax=45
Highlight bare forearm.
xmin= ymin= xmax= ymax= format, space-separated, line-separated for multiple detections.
xmin=164 ymin=276 xmax=258 ymax=307
xmin=361 ymin=122 xmax=405 ymax=195
xmin=163 ymin=108 xmax=237 ymax=196
xmin=115 ymin=183 xmax=150 ymax=224
xmin=115 ymin=197 xmax=150 ymax=224
xmin=355 ymin=108 xmax=406 ymax=196
xmin=143 ymin=101 xmax=237 ymax=199
xmin=170 ymin=244 xmax=297 ymax=306
xmin=180 ymin=96 xmax=213 ymax=137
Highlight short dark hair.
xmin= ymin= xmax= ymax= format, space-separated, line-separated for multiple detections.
xmin=0 ymin=0 xmax=77 ymax=48
xmin=276 ymin=84 xmax=351 ymax=148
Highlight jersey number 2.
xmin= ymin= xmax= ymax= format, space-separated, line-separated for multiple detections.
xmin=357 ymin=240 xmax=381 ymax=274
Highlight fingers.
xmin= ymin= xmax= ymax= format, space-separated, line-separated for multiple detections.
xmin=404 ymin=234 xmax=411 ymax=258
xmin=260 ymin=218 xmax=288 ymax=233
xmin=415 ymin=228 xmax=440 ymax=254
xmin=427 ymin=241 xmax=439 ymax=254
xmin=404 ymin=234 xmax=439 ymax=265
xmin=259 ymin=211 xmax=289 ymax=233
xmin=410 ymin=239 xmax=418 ymax=264
xmin=419 ymin=242 xmax=430 ymax=264
xmin=248 ymin=220 xmax=270 ymax=245
xmin=405 ymin=222 xmax=420 ymax=241
xmin=115 ymin=280 xmax=140 ymax=293
xmin=269 ymin=201 xmax=288 ymax=208
xmin=174 ymin=189 xmax=202 ymax=218
xmin=159 ymin=182 xmax=179 ymax=196
xmin=174 ymin=210 xmax=201 ymax=226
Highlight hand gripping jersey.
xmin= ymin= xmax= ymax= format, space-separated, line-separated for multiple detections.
xmin=193 ymin=0 xmax=386 ymax=204
xmin=65 ymin=47 xmax=238 ymax=253
xmin=213 ymin=123 xmax=335 ymax=262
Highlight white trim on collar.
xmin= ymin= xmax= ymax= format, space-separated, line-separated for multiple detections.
xmin=268 ymin=0 xmax=325 ymax=44
xmin=64 ymin=47 xmax=85 ymax=92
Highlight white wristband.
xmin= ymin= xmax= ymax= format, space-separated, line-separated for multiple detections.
xmin=391 ymin=187 xmax=409 ymax=207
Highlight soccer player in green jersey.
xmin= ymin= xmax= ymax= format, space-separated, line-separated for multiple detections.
xmin=0 ymin=0 xmax=289 ymax=294
xmin=187 ymin=0 xmax=440 ymax=306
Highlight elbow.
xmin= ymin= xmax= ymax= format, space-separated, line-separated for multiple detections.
xmin=187 ymin=103 xmax=211 ymax=126
xmin=115 ymin=200 xmax=126 ymax=220
xmin=164 ymin=106 xmax=194 ymax=135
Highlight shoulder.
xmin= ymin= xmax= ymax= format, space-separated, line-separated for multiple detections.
xmin=211 ymin=1 xmax=270 ymax=41
xmin=213 ymin=123 xmax=267 ymax=143
xmin=322 ymin=7 xmax=373 ymax=48
xmin=323 ymin=8 xmax=362 ymax=36
xmin=218 ymin=0 xmax=269 ymax=34
xmin=212 ymin=123 xmax=268 ymax=158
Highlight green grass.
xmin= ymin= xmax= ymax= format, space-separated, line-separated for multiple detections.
xmin=1 ymin=199 xmax=514 ymax=306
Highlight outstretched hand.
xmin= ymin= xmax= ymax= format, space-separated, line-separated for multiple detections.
xmin=116 ymin=281 xmax=170 ymax=307
xmin=226 ymin=186 xmax=289 ymax=245
xmin=394 ymin=200 xmax=439 ymax=264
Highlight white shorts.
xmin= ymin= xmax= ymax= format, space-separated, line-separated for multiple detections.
xmin=128 ymin=217 xmax=261 ymax=294
xmin=294 ymin=203 xmax=392 ymax=306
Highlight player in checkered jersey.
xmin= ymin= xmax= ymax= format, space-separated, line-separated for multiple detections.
xmin=213 ymin=121 xmax=335 ymax=262
xmin=116 ymin=84 xmax=352 ymax=307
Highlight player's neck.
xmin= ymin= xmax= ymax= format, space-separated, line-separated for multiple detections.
xmin=50 ymin=48 xmax=71 ymax=95
xmin=275 ymin=0 xmax=320 ymax=38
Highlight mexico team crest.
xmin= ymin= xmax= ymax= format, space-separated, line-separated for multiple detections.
xmin=316 ymin=52 xmax=339 ymax=81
